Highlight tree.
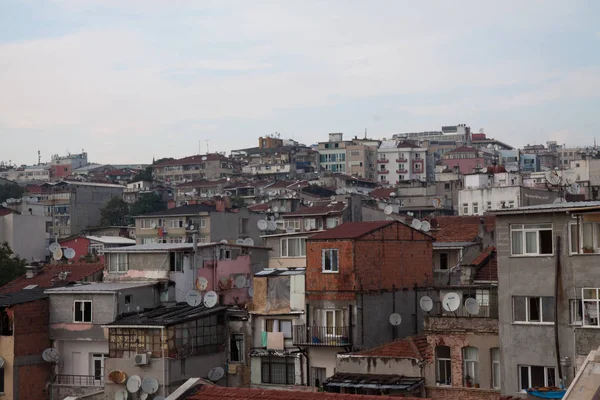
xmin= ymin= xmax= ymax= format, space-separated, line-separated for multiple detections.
xmin=130 ymin=192 xmax=167 ymax=217
xmin=0 ymin=242 xmax=26 ymax=287
xmin=100 ymin=196 xmax=130 ymax=226
xmin=0 ymin=183 xmax=24 ymax=203
xmin=153 ymin=157 xmax=175 ymax=165
xmin=133 ymin=166 xmax=153 ymax=182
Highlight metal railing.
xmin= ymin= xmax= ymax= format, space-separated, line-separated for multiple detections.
xmin=293 ymin=325 xmax=352 ymax=346
xmin=427 ymin=299 xmax=498 ymax=319
xmin=54 ymin=374 xmax=104 ymax=386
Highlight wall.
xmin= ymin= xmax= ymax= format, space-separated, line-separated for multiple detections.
xmin=0 ymin=213 xmax=47 ymax=261
xmin=458 ymin=186 xmax=521 ymax=215
xmin=336 ymin=354 xmax=421 ymax=376
xmin=425 ymin=386 xmax=501 ymax=400
xmin=195 ymin=253 xmax=253 ymax=305
xmin=49 ymin=293 xmax=116 ymax=341
xmin=70 ymin=185 xmax=124 ymax=235
xmin=0 ymin=335 xmax=15 ymax=399
xmin=59 ymin=236 xmax=91 ymax=262
xmin=104 ymin=252 xmax=170 ymax=281
xmin=307 ymin=347 xmax=343 ymax=380
xmin=58 ymin=340 xmax=108 ymax=375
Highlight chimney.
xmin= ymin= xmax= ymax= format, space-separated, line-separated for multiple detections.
xmin=25 ymin=266 xmax=39 ymax=279
xmin=215 ymin=197 xmax=225 ymax=212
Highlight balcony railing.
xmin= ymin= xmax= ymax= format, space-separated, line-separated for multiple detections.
xmin=396 ymin=158 xmax=407 ymax=163
xmin=427 ymin=299 xmax=498 ymax=319
xmin=54 ymin=374 xmax=103 ymax=386
xmin=293 ymin=325 xmax=352 ymax=347
xmin=377 ymin=159 xmax=389 ymax=164
xmin=396 ymin=169 xmax=407 ymax=174
xmin=377 ymin=170 xmax=389 ymax=174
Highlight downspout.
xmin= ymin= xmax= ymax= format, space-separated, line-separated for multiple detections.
xmin=554 ymin=236 xmax=563 ymax=386
xmin=305 ymin=303 xmax=310 ymax=386
xmin=414 ymin=285 xmax=419 ymax=335
xmin=162 ymin=327 xmax=167 ymax=397
xmin=392 ymin=289 xmax=396 ymax=340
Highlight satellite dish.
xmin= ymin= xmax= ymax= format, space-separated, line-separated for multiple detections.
xmin=220 ymin=239 xmax=228 ymax=244
xmin=185 ymin=290 xmax=203 ymax=307
xmin=411 ymin=219 xmax=422 ymax=230
xmin=442 ymin=292 xmax=461 ymax=312
xmin=189 ymin=224 xmax=195 ymax=231
xmin=272 ymin=206 xmax=279 ymax=212
xmin=286 ymin=226 xmax=295 ymax=234
xmin=141 ymin=377 xmax=159 ymax=394
xmin=248 ymin=286 xmax=254 ymax=298
xmin=330 ymin=195 xmax=336 ymax=201
xmin=48 ymin=242 xmax=61 ymax=253
xmin=151 ymin=222 xmax=157 ymax=229
xmin=274 ymin=212 xmax=279 ymax=218
xmin=465 ymin=298 xmax=480 ymax=315
xmin=267 ymin=221 xmax=277 ymax=231
xmin=208 ymin=366 xmax=225 ymax=382
xmin=388 ymin=313 xmax=402 ymax=326
xmin=234 ymin=275 xmax=247 ymax=289
xmin=42 ymin=348 xmax=60 ymax=363
xmin=139 ymin=394 xmax=148 ymax=400
xmin=201 ymin=156 xmax=208 ymax=161
xmin=201 ymin=193 xmax=207 ymax=198
xmin=1 ymin=202 xmax=6 ymax=208
xmin=304 ymin=220 xmax=312 ymax=230
xmin=421 ymin=221 xmax=431 ymax=232
xmin=384 ymin=205 xmax=393 ymax=215
xmin=108 ymin=370 xmax=128 ymax=384
xmin=280 ymin=206 xmax=286 ymax=212
xmin=545 ymin=170 xmax=561 ymax=186
xmin=432 ymin=198 xmax=443 ymax=209
xmin=568 ymin=182 xmax=581 ymax=195
xmin=203 ymin=291 xmax=218 ymax=308
xmin=64 ymin=248 xmax=76 ymax=259
xmin=52 ymin=248 xmax=63 ymax=261
xmin=126 ymin=375 xmax=142 ymax=393
xmin=243 ymin=238 xmax=254 ymax=246
xmin=115 ymin=389 xmax=129 ymax=400
xmin=419 ymin=296 xmax=433 ymax=312
xmin=196 ymin=277 xmax=209 ymax=291
xmin=386 ymin=216 xmax=394 ymax=221
xmin=257 ymin=220 xmax=268 ymax=230
xmin=236 ymin=239 xmax=245 ymax=245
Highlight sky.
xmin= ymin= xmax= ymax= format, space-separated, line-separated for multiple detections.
xmin=1 ymin=0 xmax=600 ymax=165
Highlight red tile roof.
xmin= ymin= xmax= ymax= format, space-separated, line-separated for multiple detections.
xmin=474 ymin=247 xmax=498 ymax=282
xmin=188 ymin=386 xmax=426 ymax=400
xmin=309 ymin=220 xmax=395 ymax=240
xmin=248 ymin=203 xmax=270 ymax=212
xmin=430 ymin=216 xmax=495 ymax=243
xmin=0 ymin=263 xmax=104 ymax=294
xmin=352 ymin=335 xmax=430 ymax=360
xmin=368 ymin=188 xmax=396 ymax=199
xmin=283 ymin=202 xmax=345 ymax=217
xmin=0 ymin=207 xmax=15 ymax=217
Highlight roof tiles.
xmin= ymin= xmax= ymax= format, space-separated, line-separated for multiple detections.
xmin=309 ymin=220 xmax=395 ymax=240
xmin=351 ymin=335 xmax=430 ymax=360
xmin=430 ymin=216 xmax=495 ymax=243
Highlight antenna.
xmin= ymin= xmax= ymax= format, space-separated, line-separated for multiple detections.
xmin=208 ymin=366 xmax=225 ymax=382
xmin=243 ymin=238 xmax=254 ymax=246
xmin=388 ymin=313 xmax=402 ymax=326
xmin=464 ymin=298 xmax=480 ymax=315
xmin=196 ymin=277 xmax=209 ymax=291
xmin=42 ymin=348 xmax=60 ymax=363
xmin=384 ymin=205 xmax=393 ymax=215
xmin=442 ymin=292 xmax=461 ymax=312
xmin=411 ymin=219 xmax=422 ymax=230
xmin=126 ymin=375 xmax=142 ymax=393
xmin=185 ymin=290 xmax=203 ymax=307
xmin=419 ymin=296 xmax=433 ymax=312
xmin=203 ymin=291 xmax=218 ymax=308
xmin=141 ymin=377 xmax=159 ymax=394
xmin=421 ymin=221 xmax=431 ymax=232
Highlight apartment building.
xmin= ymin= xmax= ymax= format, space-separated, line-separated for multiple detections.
xmin=49 ymin=151 xmax=89 ymax=180
xmin=0 ymin=206 xmax=49 ymax=261
xmin=346 ymin=137 xmax=379 ymax=180
xmin=152 ymin=154 xmax=236 ymax=183
xmin=318 ymin=133 xmax=350 ymax=173
xmin=494 ymin=201 xmax=600 ymax=396
xmin=0 ymin=164 xmax=51 ymax=183
xmin=377 ymin=140 xmax=428 ymax=185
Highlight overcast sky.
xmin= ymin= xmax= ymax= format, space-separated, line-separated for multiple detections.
xmin=1 ymin=0 xmax=600 ymax=165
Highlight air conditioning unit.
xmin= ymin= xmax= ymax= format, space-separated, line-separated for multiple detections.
xmin=134 ymin=353 xmax=150 ymax=366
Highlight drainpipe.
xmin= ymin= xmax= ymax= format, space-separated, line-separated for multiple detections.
xmin=554 ymin=236 xmax=563 ymax=386
xmin=162 ymin=327 xmax=167 ymax=397
xmin=305 ymin=303 xmax=310 ymax=386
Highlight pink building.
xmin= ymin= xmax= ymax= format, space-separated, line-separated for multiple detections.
xmin=441 ymin=146 xmax=494 ymax=174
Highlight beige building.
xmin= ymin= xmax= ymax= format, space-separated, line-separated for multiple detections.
xmin=152 ymin=154 xmax=236 ymax=183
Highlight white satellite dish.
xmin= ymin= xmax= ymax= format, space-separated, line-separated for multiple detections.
xmin=257 ymin=220 xmax=268 ymax=230
xmin=196 ymin=277 xmax=209 ymax=291
xmin=442 ymin=292 xmax=461 ymax=312
xmin=234 ymin=275 xmax=247 ymax=289
xmin=64 ymin=248 xmax=76 ymax=259
xmin=52 ymin=248 xmax=63 ymax=261
xmin=330 ymin=195 xmax=336 ymax=201
xmin=432 ymin=198 xmax=443 ymax=209
xmin=236 ymin=239 xmax=245 ymax=245
xmin=126 ymin=375 xmax=142 ymax=393
xmin=42 ymin=348 xmax=60 ymax=363
xmin=141 ymin=377 xmax=159 ymax=394
xmin=248 ymin=286 xmax=254 ymax=298
xmin=545 ymin=170 xmax=561 ymax=186
xmin=280 ymin=206 xmax=286 ymax=212
xmin=386 ymin=216 xmax=394 ymax=221
xmin=304 ymin=220 xmax=312 ymax=230
xmin=464 ymin=298 xmax=480 ymax=315
xmin=189 ymin=224 xmax=195 ymax=231
xmin=208 ymin=366 xmax=225 ymax=382
xmin=411 ymin=219 xmax=422 ymax=230
xmin=419 ymin=296 xmax=433 ymax=312
xmin=150 ymin=222 xmax=157 ymax=229
xmin=0 ymin=357 xmax=4 ymax=368
xmin=340 ymin=188 xmax=347 ymax=194
xmin=421 ymin=221 xmax=431 ymax=232
xmin=389 ymin=192 xmax=396 ymax=198
xmin=139 ymin=393 xmax=148 ymax=400
xmin=201 ymin=193 xmax=207 ymax=198
xmin=185 ymin=290 xmax=203 ymax=307
xmin=48 ymin=242 xmax=61 ymax=253
xmin=1 ymin=202 xmax=6 ymax=208
xmin=243 ymin=238 xmax=254 ymax=246
xmin=274 ymin=212 xmax=279 ymax=218
xmin=568 ymin=182 xmax=581 ymax=195
xmin=286 ymin=226 xmax=295 ymax=234
xmin=203 ymin=291 xmax=218 ymax=308
xmin=384 ymin=205 xmax=393 ymax=215
xmin=220 ymin=239 xmax=228 ymax=244
xmin=201 ymin=156 xmax=208 ymax=161
xmin=115 ymin=389 xmax=129 ymax=400
xmin=273 ymin=206 xmax=279 ymax=213
xmin=267 ymin=221 xmax=277 ymax=231
xmin=335 ymin=188 xmax=341 ymax=195
xmin=388 ymin=313 xmax=402 ymax=326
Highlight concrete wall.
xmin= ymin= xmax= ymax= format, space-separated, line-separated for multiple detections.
xmin=104 ymin=252 xmax=170 ymax=281
xmin=336 ymin=354 xmax=421 ymax=376
xmin=0 ymin=213 xmax=47 ymax=261
xmin=71 ymin=185 xmax=124 ymax=235
xmin=307 ymin=347 xmax=343 ymax=380
xmin=458 ymin=186 xmax=521 ymax=215
xmin=57 ymin=340 xmax=108 ymax=376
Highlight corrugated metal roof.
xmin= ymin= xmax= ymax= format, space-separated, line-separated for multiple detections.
xmin=0 ymin=287 xmax=47 ymax=307
xmin=85 ymin=236 xmax=136 ymax=245
xmin=255 ymin=268 xmax=305 ymax=276
xmin=45 ymin=282 xmax=156 ymax=294
xmin=324 ymin=373 xmax=424 ymax=391
xmin=106 ymin=304 xmax=233 ymax=327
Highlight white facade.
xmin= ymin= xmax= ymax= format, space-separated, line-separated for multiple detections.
xmin=0 ymin=165 xmax=51 ymax=182
xmin=459 ymin=186 xmax=521 ymax=216
xmin=377 ymin=140 xmax=427 ymax=185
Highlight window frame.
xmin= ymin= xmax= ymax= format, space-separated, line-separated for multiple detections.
xmin=229 ymin=333 xmax=245 ymax=363
xmin=510 ymin=224 xmax=554 ymax=256
xmin=73 ymin=300 xmax=92 ymax=323
xmin=261 ymin=356 xmax=295 ymax=385
xmin=435 ymin=345 xmax=452 ymax=386
xmin=462 ymin=203 xmax=469 ymax=214
xmin=518 ymin=365 xmax=556 ymax=392
xmin=438 ymin=252 xmax=449 ymax=270
xmin=569 ymin=222 xmax=600 ymax=255
xmin=322 ymin=309 xmax=344 ymax=336
xmin=491 ymin=348 xmax=500 ymax=390
xmin=321 ymin=249 xmax=339 ymax=273
xmin=462 ymin=346 xmax=479 ymax=387
xmin=582 ymin=288 xmax=600 ymax=328
xmin=569 ymin=298 xmax=583 ymax=325
xmin=108 ymin=253 xmax=128 ymax=273
xmin=512 ymin=296 xmax=555 ymax=324
xmin=280 ymin=237 xmax=307 ymax=258
xmin=472 ymin=202 xmax=479 ymax=214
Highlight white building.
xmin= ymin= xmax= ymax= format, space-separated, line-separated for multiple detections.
xmin=376 ymin=140 xmax=427 ymax=185
xmin=0 ymin=165 xmax=51 ymax=182
xmin=318 ymin=133 xmax=348 ymax=173
xmin=458 ymin=170 xmax=523 ymax=215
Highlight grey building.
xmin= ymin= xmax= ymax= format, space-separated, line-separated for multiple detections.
xmin=494 ymin=201 xmax=600 ymax=396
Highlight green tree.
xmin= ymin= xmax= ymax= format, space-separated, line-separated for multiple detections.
xmin=130 ymin=192 xmax=167 ymax=216
xmin=0 ymin=183 xmax=24 ymax=203
xmin=100 ymin=196 xmax=130 ymax=226
xmin=0 ymin=242 xmax=26 ymax=287
xmin=133 ymin=166 xmax=153 ymax=182
xmin=153 ymin=157 xmax=175 ymax=165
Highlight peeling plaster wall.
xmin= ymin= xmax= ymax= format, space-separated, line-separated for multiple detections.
xmin=336 ymin=355 xmax=420 ymax=376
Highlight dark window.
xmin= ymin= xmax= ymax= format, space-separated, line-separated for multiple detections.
xmin=261 ymin=356 xmax=295 ymax=385
xmin=74 ymin=301 xmax=92 ymax=323
xmin=0 ymin=367 xmax=4 ymax=392
xmin=125 ymin=295 xmax=132 ymax=305
xmin=230 ymin=333 xmax=244 ymax=362
xmin=539 ymin=230 xmax=553 ymax=254
xmin=439 ymin=253 xmax=449 ymax=270
xmin=529 ymin=297 xmax=540 ymax=321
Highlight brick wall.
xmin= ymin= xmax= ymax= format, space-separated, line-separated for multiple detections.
xmin=17 ymin=364 xmax=53 ymax=400
xmin=13 ymin=299 xmax=50 ymax=356
xmin=426 ymin=386 xmax=501 ymax=400
xmin=305 ymin=241 xmax=356 ymax=298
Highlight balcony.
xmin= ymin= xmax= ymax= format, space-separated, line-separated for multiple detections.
xmin=427 ymin=298 xmax=498 ymax=319
xmin=396 ymin=169 xmax=407 ymax=174
xmin=396 ymin=158 xmax=407 ymax=163
xmin=376 ymin=159 xmax=389 ymax=164
xmin=380 ymin=180 xmax=390 ymax=184
xmin=54 ymin=374 xmax=103 ymax=387
xmin=293 ymin=325 xmax=352 ymax=347
xmin=377 ymin=170 xmax=389 ymax=174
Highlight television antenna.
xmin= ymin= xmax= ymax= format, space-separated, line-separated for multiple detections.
xmin=208 ymin=366 xmax=225 ymax=382
xmin=203 ymin=291 xmax=218 ymax=308
xmin=384 ymin=205 xmax=393 ymax=215
xmin=185 ymin=290 xmax=203 ymax=307
xmin=464 ymin=298 xmax=480 ymax=315
xmin=42 ymin=348 xmax=60 ymax=363
xmin=442 ymin=292 xmax=461 ymax=312
xmin=419 ymin=296 xmax=433 ymax=312
xmin=388 ymin=313 xmax=402 ymax=326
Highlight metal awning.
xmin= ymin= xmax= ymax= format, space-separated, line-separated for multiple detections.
xmin=324 ymin=373 xmax=423 ymax=391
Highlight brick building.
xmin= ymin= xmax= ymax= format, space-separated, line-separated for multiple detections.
xmin=295 ymin=220 xmax=434 ymax=386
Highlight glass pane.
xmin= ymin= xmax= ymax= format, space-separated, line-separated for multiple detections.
xmin=492 ymin=363 xmax=500 ymax=389
xmin=529 ymin=297 xmax=541 ymax=321
xmin=547 ymin=368 xmax=556 ymax=386
xmin=512 ymin=231 xmax=523 ymax=254
xmin=530 ymin=366 xmax=545 ymax=387
xmin=583 ymin=288 xmax=598 ymax=300
xmin=491 ymin=348 xmax=499 ymax=362
xmin=539 ymin=230 xmax=553 ymax=254
xmin=335 ymin=310 xmax=343 ymax=327
xmin=281 ymin=240 xmax=287 ymax=257
xmin=326 ymin=311 xmax=333 ymax=326
xmin=542 ymin=297 xmax=554 ymax=322
xmin=526 ymin=231 xmax=538 ymax=253
xmin=331 ymin=250 xmax=338 ymax=271
xmin=463 ymin=346 xmax=478 ymax=360
xmin=514 ymin=297 xmax=527 ymax=321
xmin=583 ymin=223 xmax=594 ymax=249
xmin=584 ymin=301 xmax=599 ymax=325
xmin=570 ymin=225 xmax=579 ymax=253
xmin=520 ymin=367 xmax=529 ymax=390
xmin=436 ymin=346 xmax=451 ymax=358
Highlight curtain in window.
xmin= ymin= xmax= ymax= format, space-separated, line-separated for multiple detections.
xmin=512 ymin=231 xmax=523 ymax=254
xmin=525 ymin=231 xmax=537 ymax=253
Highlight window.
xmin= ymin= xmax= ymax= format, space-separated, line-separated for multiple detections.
xmin=491 ymin=348 xmax=500 ymax=390
xmin=513 ymin=296 xmax=554 ymax=323
xmin=220 ymin=249 xmax=232 ymax=260
xmin=169 ymin=219 xmax=184 ymax=229
xmin=322 ymin=249 xmax=339 ymax=272
xmin=462 ymin=346 xmax=479 ymax=387
xmin=398 ymin=163 xmax=405 ymax=170
xmin=284 ymin=219 xmax=300 ymax=230
xmin=311 ymin=367 xmax=327 ymax=387
xmin=519 ymin=365 xmax=555 ymax=392
xmin=261 ymin=356 xmax=295 ymax=385
xmin=140 ymin=219 xmax=154 ymax=229
xmin=582 ymin=288 xmax=600 ymax=327
xmin=326 ymin=217 xmax=339 ymax=229
xmin=439 ymin=252 xmax=449 ymax=270
xmin=435 ymin=346 xmax=451 ymax=385
xmin=230 ymin=333 xmax=244 ymax=362
xmin=280 ymin=237 xmax=306 ymax=257
xmin=570 ymin=222 xmax=600 ymax=254
xmin=445 ymin=183 xmax=450 ymax=190
xmin=323 ymin=309 xmax=344 ymax=336
xmin=510 ymin=224 xmax=553 ymax=256
xmin=169 ymin=252 xmax=184 ymax=272
xmin=462 ymin=203 xmax=469 ymax=214
xmin=508 ymin=200 xmax=515 ymax=208
xmin=125 ymin=295 xmax=132 ymax=305
xmin=472 ymin=203 xmax=479 ymax=214
xmin=569 ymin=299 xmax=583 ymax=325
xmin=74 ymin=300 xmax=92 ymax=323
xmin=265 ymin=319 xmax=292 ymax=339
xmin=108 ymin=253 xmax=128 ymax=273
xmin=486 ymin=201 xmax=492 ymax=210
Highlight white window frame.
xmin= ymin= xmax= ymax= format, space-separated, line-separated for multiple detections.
xmin=510 ymin=224 xmax=553 ymax=256
xmin=326 ymin=217 xmax=339 ymax=229
xmin=284 ymin=219 xmax=300 ymax=230
xmin=435 ymin=346 xmax=452 ymax=386
xmin=462 ymin=203 xmax=469 ymax=214
xmin=512 ymin=296 xmax=554 ymax=324
xmin=322 ymin=309 xmax=344 ymax=336
xmin=491 ymin=348 xmax=500 ymax=390
xmin=140 ymin=219 xmax=154 ymax=229
xmin=569 ymin=298 xmax=583 ymax=326
xmin=220 ymin=248 xmax=232 ymax=260
xmin=582 ymin=288 xmax=600 ymax=327
xmin=108 ymin=253 xmax=128 ymax=273
xmin=472 ymin=202 xmax=479 ymax=214
xmin=569 ymin=222 xmax=600 ymax=255
xmin=462 ymin=346 xmax=479 ymax=386
xmin=518 ymin=365 xmax=556 ymax=392
xmin=73 ymin=300 xmax=92 ymax=323
xmin=280 ymin=237 xmax=307 ymax=258
xmin=322 ymin=249 xmax=339 ymax=273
